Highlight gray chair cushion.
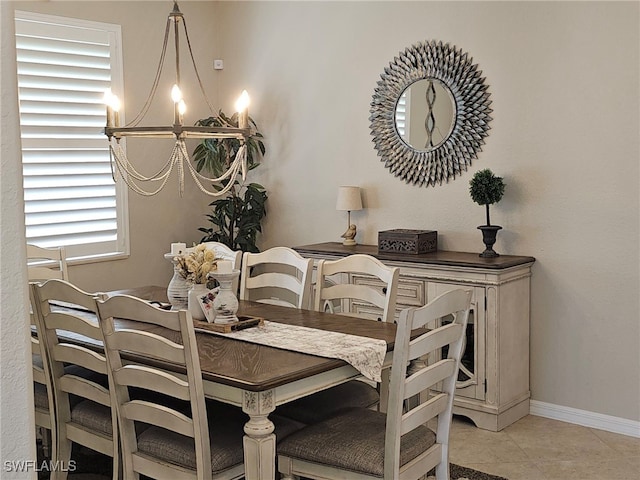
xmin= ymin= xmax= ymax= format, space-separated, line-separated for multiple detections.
xmin=277 ymin=407 xmax=436 ymax=477
xmin=34 ymin=382 xmax=49 ymax=410
xmin=137 ymin=404 xmax=304 ymax=475
xmin=71 ymin=401 xmax=113 ymax=436
xmin=276 ymin=380 xmax=379 ymax=424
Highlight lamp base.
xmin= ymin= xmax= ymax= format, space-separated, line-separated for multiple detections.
xmin=342 ymin=239 xmax=357 ymax=246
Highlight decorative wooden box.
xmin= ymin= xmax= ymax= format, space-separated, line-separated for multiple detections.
xmin=378 ymin=229 xmax=438 ymax=255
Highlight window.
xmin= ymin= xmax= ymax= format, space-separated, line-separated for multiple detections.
xmin=395 ymin=90 xmax=410 ymax=143
xmin=15 ymin=11 xmax=128 ymax=261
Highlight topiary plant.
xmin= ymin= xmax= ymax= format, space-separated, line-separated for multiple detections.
xmin=469 ymin=169 xmax=505 ymax=226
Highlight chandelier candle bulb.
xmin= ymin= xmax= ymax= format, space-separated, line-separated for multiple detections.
xmin=113 ymin=100 xmax=120 ymax=127
xmin=105 ymin=104 xmax=113 ymax=128
xmin=235 ymin=90 xmax=250 ymax=129
xmin=103 ymin=89 xmax=114 ymax=127
xmin=216 ymin=260 xmax=232 ymax=274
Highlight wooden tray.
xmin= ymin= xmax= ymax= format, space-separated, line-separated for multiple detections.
xmin=193 ymin=315 xmax=264 ymax=334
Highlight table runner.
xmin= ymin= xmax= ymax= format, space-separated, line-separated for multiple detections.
xmin=196 ymin=321 xmax=387 ymax=382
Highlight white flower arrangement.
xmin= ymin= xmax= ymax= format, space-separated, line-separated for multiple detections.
xmin=175 ymin=244 xmax=221 ymax=285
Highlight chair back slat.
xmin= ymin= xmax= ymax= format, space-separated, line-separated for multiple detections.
xmin=318 ymin=253 xmax=392 ymax=280
xmin=110 ymin=329 xmax=186 ymax=364
xmin=319 ymin=283 xmax=388 ymax=310
xmin=400 ymin=393 xmax=449 ymax=436
xmin=244 ymin=271 xmax=304 ymax=294
xmin=53 ymin=343 xmax=107 ymax=374
xmin=404 ymin=359 xmax=456 ymax=400
xmin=240 ymin=247 xmax=313 ymax=309
xmin=122 ymin=400 xmax=195 ymax=438
xmin=99 ymin=294 xmax=183 ymax=331
xmin=48 ymin=312 xmax=103 ymax=342
xmin=59 ymin=376 xmax=110 ymax=407
xmin=115 ymin=364 xmax=191 ymax=401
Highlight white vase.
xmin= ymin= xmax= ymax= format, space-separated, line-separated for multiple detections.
xmin=165 ymin=253 xmax=189 ymax=310
xmin=208 ymin=271 xmax=240 ymax=324
xmin=188 ymin=283 xmax=209 ymax=321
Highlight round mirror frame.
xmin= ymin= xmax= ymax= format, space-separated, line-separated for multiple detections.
xmin=370 ymin=40 xmax=493 ymax=187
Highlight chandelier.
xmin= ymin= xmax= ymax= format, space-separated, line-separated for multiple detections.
xmin=103 ymin=1 xmax=250 ymax=197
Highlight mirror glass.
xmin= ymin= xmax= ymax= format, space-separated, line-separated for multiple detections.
xmin=395 ymin=79 xmax=456 ymax=152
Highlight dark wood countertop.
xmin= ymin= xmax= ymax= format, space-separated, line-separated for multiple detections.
xmin=294 ymin=242 xmax=535 ymax=270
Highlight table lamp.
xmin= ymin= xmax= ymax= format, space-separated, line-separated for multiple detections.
xmin=336 ymin=186 xmax=363 ymax=246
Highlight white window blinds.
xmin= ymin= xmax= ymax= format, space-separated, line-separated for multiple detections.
xmin=15 ymin=12 xmax=128 ymax=260
xmin=395 ymin=91 xmax=409 ymax=142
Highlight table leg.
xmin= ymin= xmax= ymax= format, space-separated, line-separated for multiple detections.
xmin=242 ymin=390 xmax=276 ymax=480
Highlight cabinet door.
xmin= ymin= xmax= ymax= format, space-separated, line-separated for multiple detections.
xmin=428 ymin=282 xmax=486 ymax=401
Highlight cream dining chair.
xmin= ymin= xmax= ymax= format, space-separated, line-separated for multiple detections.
xmin=27 ymin=244 xmax=68 ymax=281
xmin=239 ymin=247 xmax=313 ymax=309
xmin=27 ymin=244 xmax=69 ymax=460
xmin=96 ymin=294 xmax=247 ymax=480
xmin=277 ymin=254 xmax=399 ymax=424
xmin=30 ymin=279 xmax=116 ymax=480
xmin=277 ymin=288 xmax=472 ymax=480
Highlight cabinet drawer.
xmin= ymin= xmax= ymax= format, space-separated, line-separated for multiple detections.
xmin=352 ymin=274 xmax=425 ymax=307
xmin=351 ymin=302 xmax=385 ymax=322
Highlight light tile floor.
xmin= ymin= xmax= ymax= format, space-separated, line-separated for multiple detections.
xmin=449 ymin=415 xmax=640 ymax=480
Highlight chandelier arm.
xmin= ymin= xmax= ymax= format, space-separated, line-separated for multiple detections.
xmin=127 ymin=15 xmax=173 ymax=127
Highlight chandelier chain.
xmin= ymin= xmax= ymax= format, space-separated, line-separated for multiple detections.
xmin=109 ymin=141 xmax=247 ymax=197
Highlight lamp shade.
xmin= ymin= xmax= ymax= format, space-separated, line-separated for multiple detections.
xmin=336 ymin=186 xmax=363 ymax=211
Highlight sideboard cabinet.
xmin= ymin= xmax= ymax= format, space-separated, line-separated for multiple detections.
xmin=294 ymin=242 xmax=535 ymax=431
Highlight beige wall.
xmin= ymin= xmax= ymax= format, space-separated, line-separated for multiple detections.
xmin=215 ymin=0 xmax=640 ymax=422
xmin=1 ymin=2 xmax=638 ymax=461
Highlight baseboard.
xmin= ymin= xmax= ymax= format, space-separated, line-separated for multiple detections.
xmin=530 ymin=400 xmax=640 ymax=438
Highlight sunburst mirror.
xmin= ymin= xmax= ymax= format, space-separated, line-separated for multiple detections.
xmin=369 ymin=40 xmax=493 ymax=187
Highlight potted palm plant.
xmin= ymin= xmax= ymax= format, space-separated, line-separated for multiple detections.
xmin=193 ymin=111 xmax=267 ymax=253
xmin=469 ymin=168 xmax=505 ymax=258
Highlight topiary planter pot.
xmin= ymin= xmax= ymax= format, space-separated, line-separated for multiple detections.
xmin=477 ymin=225 xmax=502 ymax=258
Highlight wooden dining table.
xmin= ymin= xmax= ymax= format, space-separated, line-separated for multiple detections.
xmin=87 ymin=286 xmax=400 ymax=480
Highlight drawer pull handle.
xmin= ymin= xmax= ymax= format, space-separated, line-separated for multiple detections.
xmin=382 ymin=287 xmax=387 ymax=294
